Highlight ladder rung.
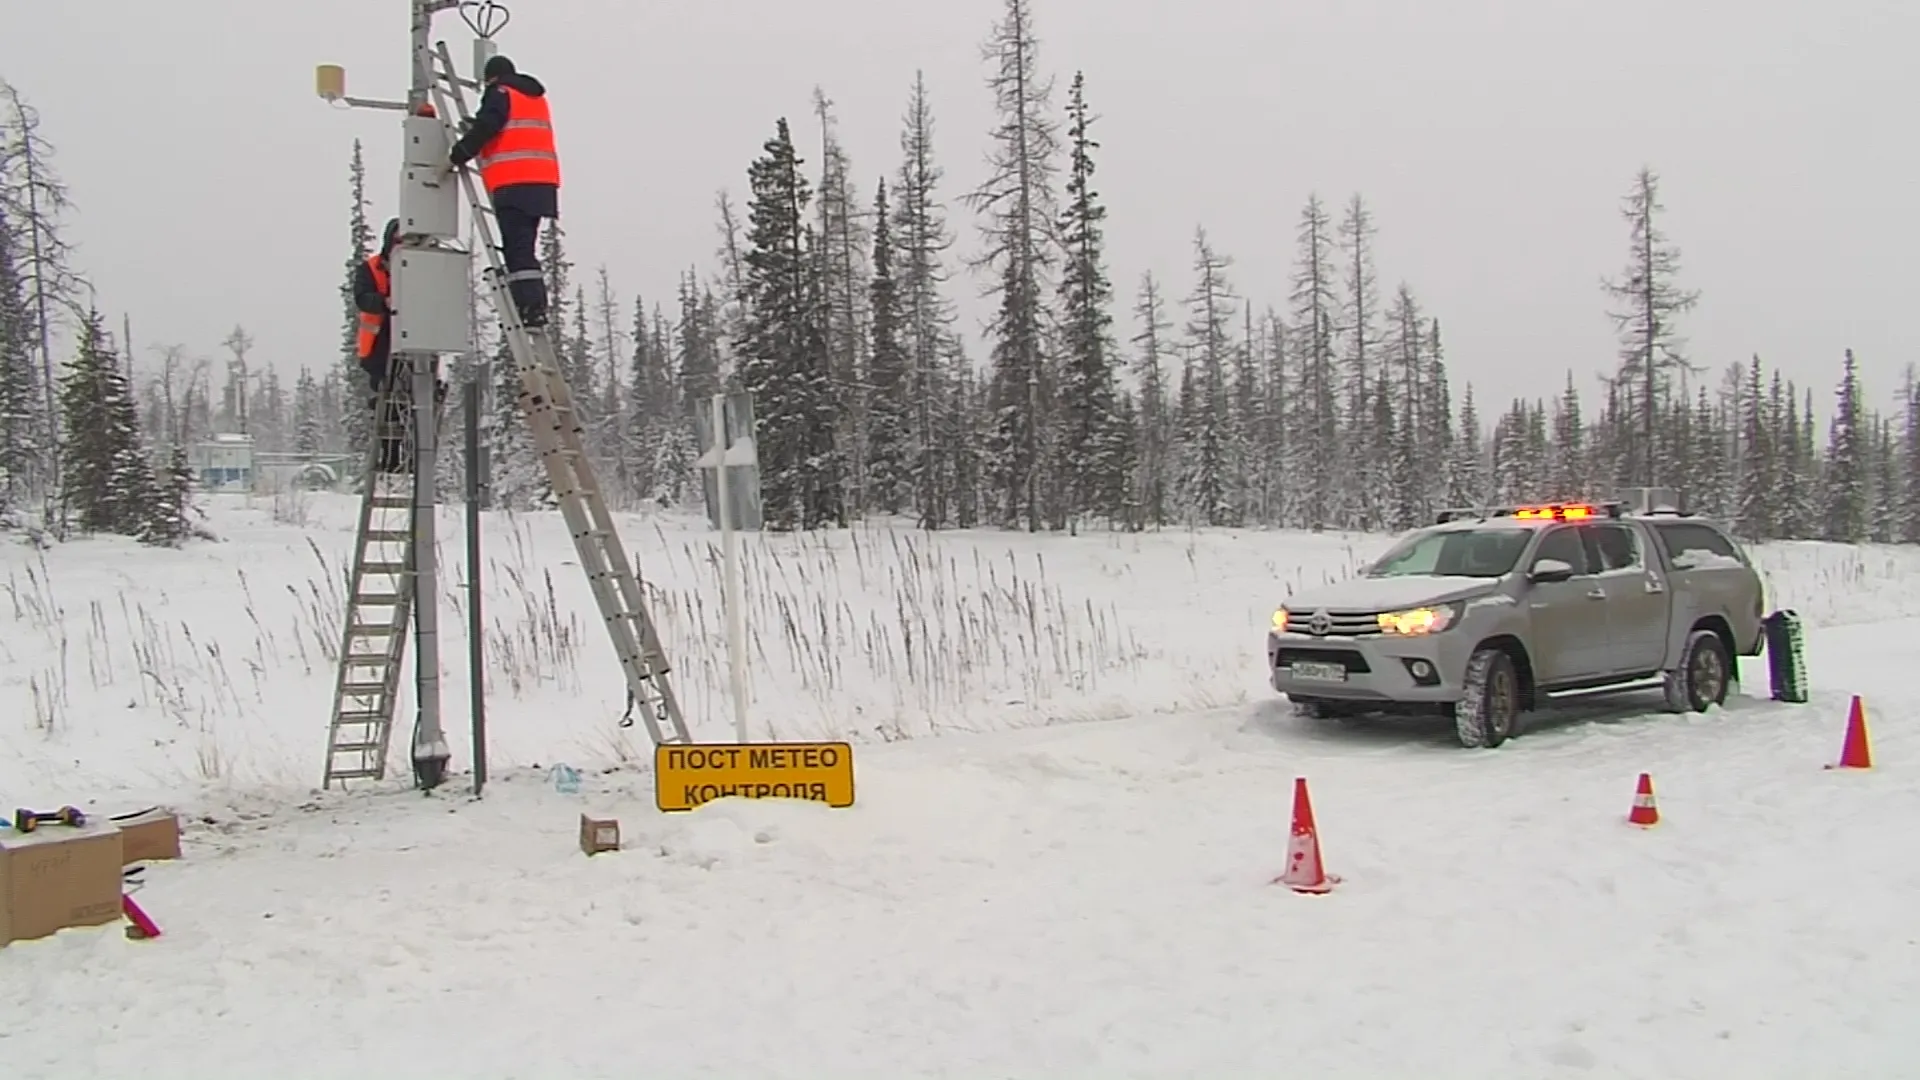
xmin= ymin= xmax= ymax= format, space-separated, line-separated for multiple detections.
xmin=341 ymin=654 xmax=389 ymax=666
xmin=364 ymin=529 xmax=410 ymax=543
xmin=357 ymin=562 xmax=408 ymax=575
xmin=329 ymin=742 xmax=383 ymax=753
xmin=339 ymin=683 xmax=391 ymax=696
xmin=332 ymin=710 xmax=387 ymax=724
xmin=355 ymin=593 xmax=403 ymax=605
xmin=347 ymin=623 xmax=398 ymax=635
xmin=370 ymin=496 xmax=409 ymax=509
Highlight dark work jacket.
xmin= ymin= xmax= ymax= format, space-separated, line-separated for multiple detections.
xmin=352 ymin=238 xmax=398 ymax=382
xmin=449 ymin=72 xmax=559 ymax=219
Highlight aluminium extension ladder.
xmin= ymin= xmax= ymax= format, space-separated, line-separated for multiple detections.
xmin=322 ymin=366 xmax=449 ymax=787
xmin=428 ymin=42 xmax=692 ymax=750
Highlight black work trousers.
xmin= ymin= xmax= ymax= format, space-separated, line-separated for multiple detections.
xmin=493 ymin=183 xmax=557 ymax=327
xmin=364 ymin=352 xmax=447 ymax=476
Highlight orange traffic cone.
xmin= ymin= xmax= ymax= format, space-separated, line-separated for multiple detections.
xmin=1826 ymin=695 xmax=1872 ymax=770
xmin=1273 ymin=776 xmax=1339 ymax=893
xmin=1627 ymin=772 xmax=1659 ymax=827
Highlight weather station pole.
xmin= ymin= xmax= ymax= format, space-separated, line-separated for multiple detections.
xmin=314 ymin=0 xmax=476 ymax=791
xmin=402 ymin=0 xmax=457 ymax=791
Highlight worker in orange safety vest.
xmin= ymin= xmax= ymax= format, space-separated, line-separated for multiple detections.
xmin=352 ymin=218 xmax=405 ymax=472
xmin=448 ymin=54 xmax=560 ymax=328
xmin=353 ymin=217 xmax=402 ymax=391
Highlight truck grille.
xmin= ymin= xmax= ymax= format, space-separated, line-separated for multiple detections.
xmin=1284 ymin=611 xmax=1383 ymax=637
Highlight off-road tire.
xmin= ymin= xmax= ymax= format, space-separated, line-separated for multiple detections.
xmin=1663 ymin=628 xmax=1731 ymax=713
xmin=1454 ymin=646 xmax=1519 ymax=749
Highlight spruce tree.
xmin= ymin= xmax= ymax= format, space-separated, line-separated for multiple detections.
xmin=1383 ymin=284 xmax=1425 ymax=528
xmin=1770 ymin=372 xmax=1799 ymax=537
xmin=1823 ymin=349 xmax=1866 ymax=542
xmin=489 ymin=331 xmax=552 ymax=509
xmin=540 ymin=222 xmax=572 ymax=337
xmin=1903 ymin=365 xmax=1920 ymax=544
xmin=1734 ymin=356 xmax=1772 ymax=537
xmin=1421 ymin=319 xmax=1456 ymax=514
xmin=1287 ymin=195 xmax=1341 ymax=529
xmin=864 ymin=178 xmax=912 ymax=514
xmin=564 ymin=283 xmax=594 ymax=416
xmin=1128 ymin=273 xmax=1174 ymax=528
xmin=740 ymin=118 xmax=842 ymax=530
xmin=1338 ymin=194 xmax=1385 ymax=529
xmin=810 ymin=89 xmax=871 ymax=513
xmin=1450 ymin=385 xmax=1485 ymax=506
xmin=291 ymin=366 xmax=323 ymax=456
xmin=57 ymin=309 xmax=152 ymax=535
xmin=966 ymin=0 xmax=1061 ymax=531
xmin=1053 ymin=72 xmax=1125 ymax=527
xmin=1259 ymin=309 xmax=1293 ymax=528
xmin=892 ymin=71 xmax=960 ymax=529
xmin=622 ymin=297 xmax=666 ymax=503
xmin=141 ymin=443 xmax=202 ymax=546
xmin=1180 ymin=227 xmax=1235 ymax=526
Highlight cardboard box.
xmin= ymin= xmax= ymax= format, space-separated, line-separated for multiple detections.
xmin=112 ymin=807 xmax=182 ymax=865
xmin=0 ymin=819 xmax=125 ymax=946
xmin=579 ymin=813 xmax=620 ymax=855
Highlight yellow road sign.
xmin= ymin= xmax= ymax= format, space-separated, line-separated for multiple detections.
xmin=654 ymin=742 xmax=855 ymax=812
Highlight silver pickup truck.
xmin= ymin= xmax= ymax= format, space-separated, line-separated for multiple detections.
xmin=1267 ymin=499 xmax=1766 ymax=748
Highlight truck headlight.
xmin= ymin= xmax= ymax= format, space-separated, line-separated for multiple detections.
xmin=1377 ymin=604 xmax=1456 ymax=635
xmin=1271 ymin=607 xmax=1289 ymax=632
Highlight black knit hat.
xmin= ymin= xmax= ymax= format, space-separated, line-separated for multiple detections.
xmin=483 ymin=55 xmax=515 ymax=82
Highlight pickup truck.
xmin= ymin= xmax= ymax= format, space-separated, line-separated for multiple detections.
xmin=1267 ymin=501 xmax=1766 ymax=748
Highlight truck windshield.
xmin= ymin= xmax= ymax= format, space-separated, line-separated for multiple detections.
xmin=1365 ymin=527 xmax=1532 ymax=578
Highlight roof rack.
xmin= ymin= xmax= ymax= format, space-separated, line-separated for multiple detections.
xmin=1616 ymin=486 xmax=1692 ymax=517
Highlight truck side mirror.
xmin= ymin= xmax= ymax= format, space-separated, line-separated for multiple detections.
xmin=1528 ymin=558 xmax=1575 ymax=584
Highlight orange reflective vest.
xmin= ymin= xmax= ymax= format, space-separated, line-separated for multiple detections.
xmin=475 ymin=87 xmax=560 ymax=194
xmin=356 ymin=254 xmax=390 ymax=361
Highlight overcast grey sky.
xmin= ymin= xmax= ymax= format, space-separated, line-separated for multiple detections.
xmin=4 ymin=0 xmax=1916 ymax=413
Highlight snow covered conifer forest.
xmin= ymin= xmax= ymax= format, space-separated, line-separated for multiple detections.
xmin=4 ymin=1 xmax=1918 ymax=548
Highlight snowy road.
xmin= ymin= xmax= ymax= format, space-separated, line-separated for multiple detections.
xmin=3 ymin=620 xmax=1916 ymax=1079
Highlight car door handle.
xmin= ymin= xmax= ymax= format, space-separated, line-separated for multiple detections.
xmin=1586 ymin=588 xmax=1607 ymax=600
xmin=1645 ymin=579 xmax=1665 ymax=594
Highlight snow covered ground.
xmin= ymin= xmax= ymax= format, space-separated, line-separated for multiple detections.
xmin=2 ymin=495 xmax=1917 ymax=1077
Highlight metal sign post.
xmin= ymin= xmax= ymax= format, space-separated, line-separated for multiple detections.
xmin=464 ymin=373 xmax=487 ymax=794
xmin=693 ymin=392 xmax=762 ymax=743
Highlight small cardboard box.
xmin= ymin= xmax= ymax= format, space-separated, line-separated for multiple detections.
xmin=112 ymin=808 xmax=182 ymax=865
xmin=579 ymin=813 xmax=620 ymax=855
xmin=0 ymin=819 xmax=125 ymax=947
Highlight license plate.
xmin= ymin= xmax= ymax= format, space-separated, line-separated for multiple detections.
xmin=1289 ymin=661 xmax=1347 ymax=682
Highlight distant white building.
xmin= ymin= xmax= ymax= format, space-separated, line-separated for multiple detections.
xmin=188 ymin=433 xmax=255 ymax=492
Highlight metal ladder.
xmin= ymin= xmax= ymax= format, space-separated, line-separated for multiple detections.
xmin=427 ymin=43 xmax=692 ymax=748
xmin=322 ymin=365 xmax=447 ymax=786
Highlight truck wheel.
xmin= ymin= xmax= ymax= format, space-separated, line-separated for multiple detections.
xmin=1454 ymin=646 xmax=1518 ymax=749
xmin=1663 ymin=628 xmax=1731 ymax=713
